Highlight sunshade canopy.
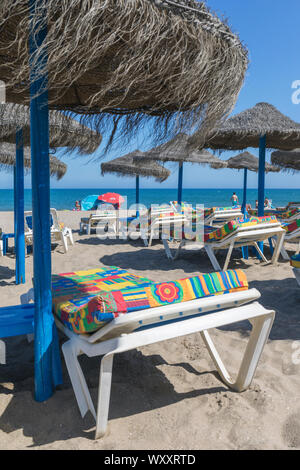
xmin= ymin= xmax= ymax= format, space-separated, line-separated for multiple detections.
xmin=0 ymin=103 xmax=102 ymax=154
xmin=0 ymin=142 xmax=67 ymax=179
xmin=271 ymin=149 xmax=300 ymax=172
xmin=223 ymin=151 xmax=280 ymax=173
xmin=0 ymin=0 xmax=248 ymax=148
xmin=191 ymin=102 xmax=300 ymax=150
xmin=101 ymin=150 xmax=170 ymax=182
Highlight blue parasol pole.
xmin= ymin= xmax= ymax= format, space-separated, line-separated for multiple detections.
xmin=15 ymin=129 xmax=25 ymax=284
xmin=242 ymin=168 xmax=248 ymax=215
xmin=177 ymin=162 xmax=183 ymax=204
xmin=257 ymin=134 xmax=267 ymax=255
xmin=29 ymin=0 xmax=62 ymax=402
xmin=136 ymin=175 xmax=139 ymax=217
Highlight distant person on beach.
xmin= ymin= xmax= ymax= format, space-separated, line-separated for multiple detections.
xmin=264 ymin=197 xmax=272 ymax=209
xmin=255 ymin=200 xmax=258 ymax=208
xmin=73 ymin=200 xmax=81 ymax=211
xmin=231 ymin=192 xmax=239 ymax=206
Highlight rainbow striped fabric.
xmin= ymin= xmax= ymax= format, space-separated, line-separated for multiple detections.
xmin=283 ymin=218 xmax=300 ymax=234
xmin=248 ymin=208 xmax=300 ymax=219
xmin=52 ymin=267 xmax=248 ymax=334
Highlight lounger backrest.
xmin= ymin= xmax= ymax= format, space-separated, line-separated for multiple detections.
xmin=25 ymin=211 xmax=54 ymax=232
xmin=284 ymin=218 xmax=300 ymax=233
xmin=204 ymin=219 xmax=239 ymax=242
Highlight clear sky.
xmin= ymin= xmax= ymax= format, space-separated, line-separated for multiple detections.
xmin=1 ymin=0 xmax=299 ymax=190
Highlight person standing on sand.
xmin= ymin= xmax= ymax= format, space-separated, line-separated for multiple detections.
xmin=231 ymin=192 xmax=239 ymax=206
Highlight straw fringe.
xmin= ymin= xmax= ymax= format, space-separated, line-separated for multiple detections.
xmin=0 ymin=0 xmax=248 ymax=151
xmin=0 ymin=142 xmax=67 ymax=179
xmin=271 ymin=149 xmax=300 ymax=173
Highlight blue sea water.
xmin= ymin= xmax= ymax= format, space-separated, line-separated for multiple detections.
xmin=1 ymin=188 xmax=300 ymax=211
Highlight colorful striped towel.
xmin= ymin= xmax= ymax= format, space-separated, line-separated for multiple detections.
xmin=52 ymin=267 xmax=248 ymax=334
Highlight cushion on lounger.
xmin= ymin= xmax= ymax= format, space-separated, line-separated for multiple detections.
xmin=283 ymin=218 xmax=300 ymax=233
xmin=52 ymin=267 xmax=248 ymax=334
xmin=290 ymin=254 xmax=300 ymax=268
xmin=204 ymin=220 xmax=239 ymax=242
xmin=280 ymin=208 xmax=300 ymax=219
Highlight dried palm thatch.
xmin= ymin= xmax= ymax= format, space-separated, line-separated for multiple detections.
xmin=0 ymin=103 xmax=102 ymax=155
xmin=0 ymin=142 xmax=67 ymax=179
xmin=101 ymin=150 xmax=170 ymax=182
xmin=212 ymin=151 xmax=280 ymax=172
xmin=271 ymin=149 xmax=300 ymax=172
xmin=189 ymin=102 xmax=300 ymax=150
xmin=0 ymin=0 xmax=248 ymax=150
xmin=135 ymin=133 xmax=226 ymax=167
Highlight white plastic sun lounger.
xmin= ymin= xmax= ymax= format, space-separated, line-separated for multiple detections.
xmin=163 ymin=221 xmax=285 ymax=271
xmin=25 ymin=208 xmax=74 ymax=253
xmin=205 ymin=208 xmax=243 ymax=226
xmin=79 ymin=211 xmax=119 ymax=235
xmin=22 ymin=285 xmax=275 ymax=440
xmin=277 ymin=225 xmax=300 ymax=261
xmin=127 ymin=212 xmax=188 ymax=247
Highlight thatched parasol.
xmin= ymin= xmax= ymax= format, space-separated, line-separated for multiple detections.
xmin=134 ymin=132 xmax=226 ymax=203
xmin=0 ymin=142 xmax=67 ymax=180
xmin=224 ymin=151 xmax=280 ymax=173
xmin=0 ymin=0 xmax=248 ymax=149
xmin=101 ymin=151 xmax=170 ymax=182
xmin=194 ymin=102 xmax=300 ymax=217
xmin=271 ymin=149 xmax=300 ymax=172
xmin=0 ymin=103 xmax=102 ymax=155
xmin=198 ymin=102 xmax=300 ymax=151
xmin=211 ymin=151 xmax=280 ymax=213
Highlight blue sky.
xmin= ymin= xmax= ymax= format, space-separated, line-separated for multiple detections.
xmin=1 ymin=0 xmax=299 ymax=190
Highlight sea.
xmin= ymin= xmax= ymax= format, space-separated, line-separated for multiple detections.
xmin=1 ymin=188 xmax=300 ymax=211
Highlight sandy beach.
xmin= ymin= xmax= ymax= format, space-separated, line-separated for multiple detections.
xmin=0 ymin=209 xmax=300 ymax=450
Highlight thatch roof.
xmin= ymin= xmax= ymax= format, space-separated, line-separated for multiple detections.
xmin=190 ymin=102 xmax=300 ymax=150
xmin=0 ymin=0 xmax=248 ymax=150
xmin=135 ymin=133 xmax=226 ymax=168
xmin=0 ymin=103 xmax=102 ymax=155
xmin=0 ymin=142 xmax=67 ymax=179
xmin=219 ymin=151 xmax=280 ymax=173
xmin=101 ymin=151 xmax=170 ymax=182
xmin=271 ymin=149 xmax=300 ymax=172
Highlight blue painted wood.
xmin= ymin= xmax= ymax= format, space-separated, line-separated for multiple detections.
xmin=29 ymin=0 xmax=62 ymax=401
xmin=242 ymin=168 xmax=247 ymax=215
xmin=258 ymin=135 xmax=266 ymax=255
xmin=258 ymin=135 xmax=266 ymax=217
xmin=0 ymin=304 xmax=34 ymax=338
xmin=15 ymin=130 xmax=25 ymax=284
xmin=177 ymin=162 xmax=183 ymax=204
xmin=136 ymin=175 xmax=140 ymax=217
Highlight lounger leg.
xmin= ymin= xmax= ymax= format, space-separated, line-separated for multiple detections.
xmin=200 ymin=311 xmax=274 ymax=392
xmin=163 ymin=238 xmax=173 ymax=260
xmin=205 ymin=245 xmax=221 ymax=271
xmin=223 ymin=242 xmax=234 ymax=271
xmin=62 ymin=340 xmax=96 ymax=420
xmin=253 ymin=242 xmax=268 ymax=263
xmin=61 ymin=233 xmax=68 ymax=253
xmin=0 ymin=340 xmax=6 ymax=364
xmin=296 ymin=241 xmax=300 ymax=255
xmin=87 ymin=224 xmax=91 ymax=235
xmin=95 ymin=354 xmax=114 ymax=439
xmin=271 ymin=232 xmax=285 ymax=264
xmin=280 ymin=245 xmax=290 ymax=261
xmin=68 ymin=229 xmax=74 ymax=246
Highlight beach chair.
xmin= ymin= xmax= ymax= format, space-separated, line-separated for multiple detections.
xmin=277 ymin=219 xmax=300 ymax=260
xmin=22 ymin=266 xmax=275 ymax=439
xmin=25 ymin=208 xmax=73 ymax=253
xmin=126 ymin=210 xmax=188 ymax=247
xmin=204 ymin=206 xmax=243 ymax=226
xmin=163 ymin=216 xmax=285 ymax=271
xmin=79 ymin=211 xmax=119 ymax=235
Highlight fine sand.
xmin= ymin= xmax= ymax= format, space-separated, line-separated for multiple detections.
xmin=0 ymin=210 xmax=300 ymax=450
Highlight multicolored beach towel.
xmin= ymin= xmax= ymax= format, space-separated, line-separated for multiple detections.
xmin=283 ymin=218 xmax=300 ymax=234
xmin=52 ymin=267 xmax=248 ymax=334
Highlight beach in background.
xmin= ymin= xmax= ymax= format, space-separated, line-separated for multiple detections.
xmin=1 ymin=188 xmax=300 ymax=212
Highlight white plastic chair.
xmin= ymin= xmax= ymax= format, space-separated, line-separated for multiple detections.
xmin=25 ymin=208 xmax=73 ymax=253
xmin=80 ymin=211 xmax=119 ymax=235
xmin=22 ymin=285 xmax=275 ymax=440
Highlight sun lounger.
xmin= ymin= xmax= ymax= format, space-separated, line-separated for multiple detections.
xmin=248 ymin=207 xmax=300 ymax=223
xmin=22 ymin=266 xmax=275 ymax=439
xmin=276 ymin=219 xmax=300 ymax=261
xmin=79 ymin=210 xmax=119 ymax=235
xmin=163 ymin=216 xmax=285 ymax=271
xmin=170 ymin=201 xmax=243 ymax=226
xmin=25 ymin=208 xmax=73 ymax=253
